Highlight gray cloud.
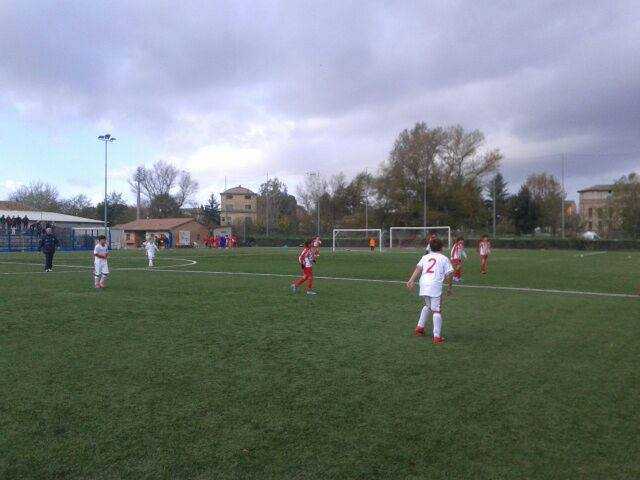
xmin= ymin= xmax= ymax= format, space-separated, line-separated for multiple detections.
xmin=1 ymin=0 xmax=638 ymax=200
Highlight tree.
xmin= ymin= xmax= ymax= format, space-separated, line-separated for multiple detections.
xmin=199 ymin=194 xmax=221 ymax=227
xmin=96 ymin=192 xmax=135 ymax=226
xmin=129 ymin=161 xmax=199 ymax=210
xmin=510 ymin=185 xmax=538 ymax=234
xmin=486 ymin=172 xmax=510 ymax=230
xmin=377 ymin=122 xmax=499 ymax=229
xmin=149 ymin=193 xmax=181 ymax=218
xmin=59 ymin=194 xmax=95 ymax=218
xmin=524 ymin=173 xmax=563 ymax=234
xmin=612 ymin=173 xmax=640 ymax=238
xmin=259 ymin=178 xmax=298 ymax=234
xmin=9 ymin=182 xmax=59 ymax=211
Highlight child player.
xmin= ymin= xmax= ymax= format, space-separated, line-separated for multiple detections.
xmin=93 ymin=235 xmax=110 ymax=289
xmin=291 ymin=240 xmax=317 ymax=295
xmin=406 ymin=237 xmax=453 ymax=344
xmin=478 ymin=234 xmax=492 ymax=274
xmin=143 ymin=236 xmax=159 ymax=267
xmin=312 ymin=235 xmax=322 ymax=258
xmin=368 ymin=236 xmax=377 ymax=252
xmin=450 ymin=236 xmax=467 ymax=284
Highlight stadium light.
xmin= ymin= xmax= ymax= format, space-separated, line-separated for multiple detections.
xmin=98 ymin=134 xmax=116 ymax=232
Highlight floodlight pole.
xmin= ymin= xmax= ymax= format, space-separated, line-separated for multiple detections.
xmin=98 ymin=134 xmax=116 ymax=233
xmin=561 ymin=154 xmax=566 ymax=239
xmin=492 ymin=177 xmax=496 ymax=238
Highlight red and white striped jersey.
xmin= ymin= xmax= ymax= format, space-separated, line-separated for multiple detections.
xmin=299 ymin=247 xmax=314 ymax=268
xmin=479 ymin=240 xmax=492 ymax=256
xmin=450 ymin=241 xmax=465 ymax=260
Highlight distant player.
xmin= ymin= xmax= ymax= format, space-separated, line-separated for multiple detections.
xmin=406 ymin=237 xmax=453 ymax=344
xmin=450 ymin=236 xmax=467 ymax=283
xmin=478 ymin=235 xmax=492 ymax=274
xmin=93 ymin=235 xmax=110 ymax=289
xmin=143 ymin=237 xmax=159 ymax=267
xmin=312 ymin=236 xmax=322 ymax=257
xmin=425 ymin=231 xmax=438 ymax=253
xmin=368 ymin=236 xmax=377 ymax=252
xmin=291 ymin=240 xmax=317 ymax=295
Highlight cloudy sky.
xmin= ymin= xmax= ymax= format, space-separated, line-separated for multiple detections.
xmin=0 ymin=0 xmax=638 ymax=206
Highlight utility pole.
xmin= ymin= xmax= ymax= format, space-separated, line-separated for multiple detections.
xmin=492 ymin=176 xmax=497 ymax=238
xmin=265 ymin=172 xmax=270 ymax=237
xmin=364 ymin=168 xmax=369 ymax=230
xmin=423 ymin=171 xmax=427 ymax=228
xmin=561 ymin=154 xmax=566 ymax=239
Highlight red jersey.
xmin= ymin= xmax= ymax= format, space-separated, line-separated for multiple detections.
xmin=298 ymin=247 xmax=314 ymax=268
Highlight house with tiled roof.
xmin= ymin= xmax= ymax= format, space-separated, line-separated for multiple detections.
xmin=220 ymin=185 xmax=257 ymax=227
xmin=577 ymin=184 xmax=614 ymax=234
xmin=114 ymin=217 xmax=208 ymax=248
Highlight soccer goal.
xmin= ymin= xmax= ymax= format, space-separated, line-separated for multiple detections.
xmin=332 ymin=229 xmax=383 ymax=252
xmin=389 ymin=226 xmax=451 ymax=250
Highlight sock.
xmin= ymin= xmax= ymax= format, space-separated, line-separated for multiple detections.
xmin=418 ymin=306 xmax=430 ymax=329
xmin=433 ymin=313 xmax=442 ymax=338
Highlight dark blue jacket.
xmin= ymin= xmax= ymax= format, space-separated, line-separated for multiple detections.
xmin=39 ymin=234 xmax=60 ymax=253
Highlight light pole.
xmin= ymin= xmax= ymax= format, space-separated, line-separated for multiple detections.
xmin=308 ymin=172 xmax=321 ymax=236
xmin=98 ymin=134 xmax=116 ymax=233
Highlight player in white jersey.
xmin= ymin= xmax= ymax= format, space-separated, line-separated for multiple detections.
xmin=93 ymin=235 xmax=110 ymax=289
xmin=143 ymin=236 xmax=159 ymax=267
xmin=478 ymin=235 xmax=492 ymax=274
xmin=406 ymin=237 xmax=454 ymax=344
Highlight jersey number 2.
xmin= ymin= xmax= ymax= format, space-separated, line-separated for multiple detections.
xmin=425 ymin=258 xmax=436 ymax=273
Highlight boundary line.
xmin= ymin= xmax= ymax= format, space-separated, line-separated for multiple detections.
xmin=1 ymin=261 xmax=636 ymax=299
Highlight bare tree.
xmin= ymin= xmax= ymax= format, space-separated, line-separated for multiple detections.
xmin=9 ymin=182 xmax=60 ymax=211
xmin=296 ymin=172 xmax=327 ymax=212
xmin=129 ymin=161 xmax=199 ymax=210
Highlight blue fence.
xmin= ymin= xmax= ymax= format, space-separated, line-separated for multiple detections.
xmin=0 ymin=230 xmax=105 ymax=252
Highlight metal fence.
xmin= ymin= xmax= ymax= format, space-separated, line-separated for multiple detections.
xmin=0 ymin=229 xmax=104 ymax=252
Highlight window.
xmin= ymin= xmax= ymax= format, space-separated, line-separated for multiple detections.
xmin=245 ymin=204 xmax=251 ymax=210
xmin=226 ymin=205 xmax=234 ymax=212
xmin=245 ymin=195 xmax=252 ymax=200
xmin=226 ymin=194 xmax=233 ymax=200
xmin=588 ymin=208 xmax=593 ymax=218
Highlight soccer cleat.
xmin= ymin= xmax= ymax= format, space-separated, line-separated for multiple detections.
xmin=291 ymin=284 xmax=298 ymax=293
xmin=432 ymin=336 xmax=445 ymax=345
xmin=306 ymin=290 xmax=317 ymax=295
xmin=414 ymin=326 xmax=425 ymax=336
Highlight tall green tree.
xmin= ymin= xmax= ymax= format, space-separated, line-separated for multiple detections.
xmin=524 ymin=173 xmax=563 ymax=234
xmin=510 ymin=185 xmax=538 ymax=234
xmin=198 ymin=194 xmax=221 ymax=227
xmin=612 ymin=173 xmax=640 ymax=238
xmin=96 ymin=192 xmax=136 ymax=226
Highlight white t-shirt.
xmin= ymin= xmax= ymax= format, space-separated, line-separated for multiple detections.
xmin=144 ymin=241 xmax=158 ymax=256
xmin=94 ymin=244 xmax=109 ymax=263
xmin=417 ymin=252 xmax=453 ymax=297
xmin=479 ymin=240 xmax=491 ymax=256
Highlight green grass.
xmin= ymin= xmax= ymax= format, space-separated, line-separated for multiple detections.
xmin=1 ymin=247 xmax=639 ymax=479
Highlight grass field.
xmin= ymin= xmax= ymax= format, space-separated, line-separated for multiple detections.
xmin=1 ymin=247 xmax=639 ymax=479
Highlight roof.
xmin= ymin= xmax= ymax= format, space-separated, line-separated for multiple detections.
xmin=221 ymin=185 xmax=256 ymax=196
xmin=578 ymin=184 xmax=614 ymax=193
xmin=0 ymin=201 xmax=28 ymax=210
xmin=0 ymin=209 xmax=102 ymax=224
xmin=114 ymin=218 xmax=196 ymax=231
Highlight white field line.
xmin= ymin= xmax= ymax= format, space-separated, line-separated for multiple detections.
xmin=0 ymin=258 xmax=197 ymax=272
xmin=575 ymin=251 xmax=608 ymax=257
xmin=1 ymin=260 xmax=636 ymax=299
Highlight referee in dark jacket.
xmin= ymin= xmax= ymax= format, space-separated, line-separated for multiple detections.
xmin=39 ymin=227 xmax=60 ymax=272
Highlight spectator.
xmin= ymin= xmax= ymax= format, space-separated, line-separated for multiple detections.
xmin=39 ymin=227 xmax=60 ymax=272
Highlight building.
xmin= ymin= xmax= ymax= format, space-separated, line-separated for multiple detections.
xmin=564 ymin=200 xmax=577 ymax=217
xmin=0 ymin=209 xmax=103 ymax=229
xmin=220 ymin=186 xmax=258 ymax=227
xmin=115 ymin=218 xmax=209 ymax=249
xmin=577 ymin=184 xmax=614 ymax=232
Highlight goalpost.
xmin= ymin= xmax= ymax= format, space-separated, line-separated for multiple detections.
xmin=389 ymin=226 xmax=451 ymax=250
xmin=332 ymin=228 xmax=383 ymax=252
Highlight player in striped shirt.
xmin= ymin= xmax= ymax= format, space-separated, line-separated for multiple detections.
xmin=450 ymin=236 xmax=467 ymax=283
xmin=291 ymin=241 xmax=317 ymax=295
xmin=478 ymin=235 xmax=492 ymax=274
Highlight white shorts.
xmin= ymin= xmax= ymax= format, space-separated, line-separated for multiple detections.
xmin=94 ymin=260 xmax=109 ymax=277
xmin=421 ymin=295 xmax=442 ymax=313
xmin=147 ymin=253 xmax=155 ymax=259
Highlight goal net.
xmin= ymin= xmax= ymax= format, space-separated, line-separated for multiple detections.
xmin=389 ymin=226 xmax=451 ymax=250
xmin=332 ymin=229 xmax=383 ymax=252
